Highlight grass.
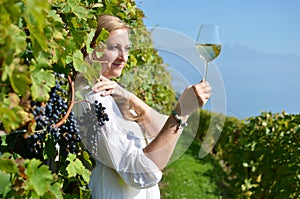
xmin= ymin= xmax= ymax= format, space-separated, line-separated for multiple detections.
xmin=159 ymin=140 xmax=228 ymax=199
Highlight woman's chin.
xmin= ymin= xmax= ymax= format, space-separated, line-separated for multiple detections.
xmin=104 ymin=71 xmax=122 ymax=79
xmin=113 ymin=67 xmax=124 ymax=77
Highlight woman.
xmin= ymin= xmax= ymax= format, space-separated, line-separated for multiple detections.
xmin=74 ymin=14 xmax=212 ymax=199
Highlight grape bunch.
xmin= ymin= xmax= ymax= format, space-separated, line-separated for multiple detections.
xmin=24 ymin=128 xmax=46 ymax=159
xmin=23 ymin=73 xmax=81 ymax=159
xmin=76 ymin=100 xmax=109 ymax=156
xmin=94 ymin=100 xmax=109 ymax=126
xmin=76 ymin=100 xmax=109 ymax=128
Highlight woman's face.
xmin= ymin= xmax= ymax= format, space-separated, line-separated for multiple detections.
xmin=99 ymin=28 xmax=130 ymax=79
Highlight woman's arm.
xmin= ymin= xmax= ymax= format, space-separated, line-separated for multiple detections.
xmin=93 ymin=76 xmax=211 ymax=170
xmin=142 ymin=103 xmax=188 ymax=170
xmin=130 ymin=82 xmax=211 ymax=171
xmin=127 ymin=94 xmax=168 ymax=138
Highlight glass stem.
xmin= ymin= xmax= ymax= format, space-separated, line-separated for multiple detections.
xmin=203 ymin=62 xmax=208 ymax=81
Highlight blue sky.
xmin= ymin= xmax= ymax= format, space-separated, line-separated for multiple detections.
xmin=135 ymin=0 xmax=300 ymax=118
xmin=137 ymin=0 xmax=300 ymax=57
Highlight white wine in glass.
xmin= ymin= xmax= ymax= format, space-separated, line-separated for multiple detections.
xmin=195 ymin=24 xmax=222 ymax=80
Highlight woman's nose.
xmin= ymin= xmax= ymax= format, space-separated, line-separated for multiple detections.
xmin=118 ymin=48 xmax=128 ymax=60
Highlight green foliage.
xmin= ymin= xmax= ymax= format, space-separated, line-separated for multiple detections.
xmin=0 ymin=152 xmax=62 ymax=199
xmin=0 ymin=0 xmax=175 ymax=198
xmin=58 ymin=153 xmax=92 ymax=199
xmin=30 ymin=69 xmax=56 ymax=101
xmin=161 ymin=111 xmax=299 ymax=198
xmin=0 ymin=0 xmax=175 ymax=132
xmin=213 ymin=111 xmax=300 ymax=198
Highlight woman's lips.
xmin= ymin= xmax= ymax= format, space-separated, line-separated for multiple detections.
xmin=112 ymin=62 xmax=125 ymax=68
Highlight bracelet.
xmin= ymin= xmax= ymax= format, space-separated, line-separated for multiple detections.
xmin=171 ymin=110 xmax=188 ymax=129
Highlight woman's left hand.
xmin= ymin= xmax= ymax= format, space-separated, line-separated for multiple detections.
xmin=177 ymin=80 xmax=212 ymax=116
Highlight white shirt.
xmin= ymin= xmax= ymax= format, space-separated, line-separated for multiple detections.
xmin=74 ymin=91 xmax=162 ymax=199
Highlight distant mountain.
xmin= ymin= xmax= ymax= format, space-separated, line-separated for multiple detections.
xmin=214 ymin=44 xmax=300 ymax=118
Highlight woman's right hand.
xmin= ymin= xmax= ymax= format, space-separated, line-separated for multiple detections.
xmin=92 ymin=75 xmax=132 ymax=100
xmin=177 ymin=80 xmax=212 ymax=117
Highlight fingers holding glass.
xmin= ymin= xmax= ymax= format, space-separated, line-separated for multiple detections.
xmin=192 ymin=81 xmax=212 ymax=106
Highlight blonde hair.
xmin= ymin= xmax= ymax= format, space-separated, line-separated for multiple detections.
xmin=90 ymin=14 xmax=129 ymax=48
xmin=81 ymin=14 xmax=129 ymax=57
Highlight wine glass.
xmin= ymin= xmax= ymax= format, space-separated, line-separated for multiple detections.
xmin=195 ymin=24 xmax=222 ymax=80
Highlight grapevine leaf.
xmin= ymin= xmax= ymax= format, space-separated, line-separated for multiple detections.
xmin=36 ymin=53 xmax=52 ymax=70
xmin=85 ymin=30 xmax=96 ymax=55
xmin=53 ymin=29 xmax=64 ymax=40
xmin=25 ymin=159 xmax=54 ymax=197
xmin=81 ymin=165 xmax=91 ymax=183
xmin=47 ymin=10 xmax=64 ymax=28
xmin=0 ymin=106 xmax=19 ymax=133
xmin=0 ymin=158 xmax=18 ymax=173
xmin=0 ymin=94 xmax=33 ymax=132
xmin=24 ymin=0 xmax=49 ymax=53
xmin=30 ymin=36 xmax=44 ymax=58
xmin=129 ymin=54 xmax=137 ymax=66
xmin=17 ymin=108 xmax=33 ymax=124
xmin=74 ymin=31 xmax=88 ymax=50
xmin=27 ymin=120 xmax=37 ymax=135
xmin=0 ymin=0 xmax=21 ymax=24
xmin=66 ymin=154 xmax=90 ymax=182
xmin=0 ymin=23 xmax=26 ymax=70
xmin=95 ymin=28 xmax=109 ymax=47
xmin=67 ymin=0 xmax=93 ymax=19
xmin=10 ymin=24 xmax=27 ymax=55
xmin=8 ymin=92 xmax=20 ymax=107
xmin=66 ymin=153 xmax=76 ymax=162
xmin=48 ymin=182 xmax=63 ymax=199
xmin=1 ymin=64 xmax=13 ymax=82
xmin=29 ymin=32 xmax=48 ymax=54
xmin=30 ymin=69 xmax=55 ymax=101
xmin=82 ymin=150 xmax=93 ymax=169
xmin=0 ymin=170 xmax=11 ymax=194
xmin=73 ymin=50 xmax=88 ymax=73
xmin=10 ymin=68 xmax=31 ymax=96
xmin=66 ymin=154 xmax=80 ymax=177
xmin=79 ymin=187 xmax=92 ymax=199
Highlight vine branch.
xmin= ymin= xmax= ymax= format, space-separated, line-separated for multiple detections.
xmin=55 ymin=75 xmax=74 ymax=128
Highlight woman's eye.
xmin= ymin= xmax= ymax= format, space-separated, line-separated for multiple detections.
xmin=107 ymin=44 xmax=131 ymax=53
xmin=108 ymin=45 xmax=119 ymax=50
xmin=125 ymin=46 xmax=131 ymax=52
